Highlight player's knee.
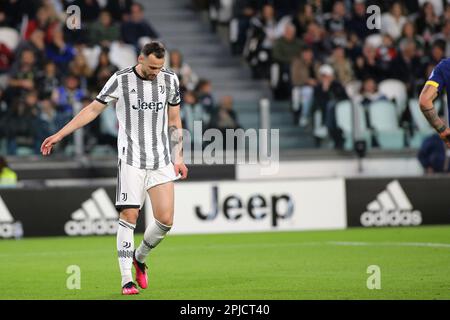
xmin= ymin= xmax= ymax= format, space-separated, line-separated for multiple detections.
xmin=120 ymin=209 xmax=139 ymax=224
xmin=156 ymin=212 xmax=173 ymax=227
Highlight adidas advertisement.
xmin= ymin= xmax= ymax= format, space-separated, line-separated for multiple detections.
xmin=346 ymin=178 xmax=450 ymax=227
xmin=0 ymin=196 xmax=23 ymax=239
xmin=0 ymin=187 xmax=145 ymax=237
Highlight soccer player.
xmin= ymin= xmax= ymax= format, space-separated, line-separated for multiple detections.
xmin=419 ymin=59 xmax=450 ymax=148
xmin=41 ymin=41 xmax=188 ymax=295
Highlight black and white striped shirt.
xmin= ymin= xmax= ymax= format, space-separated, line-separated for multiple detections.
xmin=96 ymin=66 xmax=181 ymax=169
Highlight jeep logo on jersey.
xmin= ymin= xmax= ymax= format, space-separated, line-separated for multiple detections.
xmin=64 ymin=188 xmax=119 ymax=236
xmin=360 ymin=180 xmax=422 ymax=227
xmin=131 ymin=99 xmax=164 ymax=111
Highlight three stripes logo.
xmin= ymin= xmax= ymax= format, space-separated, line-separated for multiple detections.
xmin=64 ymin=188 xmax=118 ymax=236
xmin=0 ymin=196 xmax=23 ymax=239
xmin=360 ymin=180 xmax=422 ymax=227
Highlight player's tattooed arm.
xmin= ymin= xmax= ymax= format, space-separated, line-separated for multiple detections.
xmin=168 ymin=106 xmax=184 ymax=162
xmin=169 ymin=125 xmax=183 ymax=158
xmin=419 ymin=84 xmax=447 ymax=133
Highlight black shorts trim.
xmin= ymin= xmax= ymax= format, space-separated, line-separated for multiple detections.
xmin=115 ymin=205 xmax=141 ymax=212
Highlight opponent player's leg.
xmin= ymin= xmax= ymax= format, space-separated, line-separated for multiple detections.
xmin=135 ymin=181 xmax=174 ymax=265
xmin=115 ymin=160 xmax=146 ymax=294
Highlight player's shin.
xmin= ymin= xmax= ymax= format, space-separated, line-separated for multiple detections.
xmin=117 ymin=219 xmax=136 ymax=287
xmin=135 ymin=219 xmax=172 ymax=263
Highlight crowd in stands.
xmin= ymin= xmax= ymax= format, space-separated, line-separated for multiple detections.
xmin=206 ymin=0 xmax=449 ymax=149
xmin=0 ymin=0 xmax=240 ymax=156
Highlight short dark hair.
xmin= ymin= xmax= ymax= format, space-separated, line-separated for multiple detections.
xmin=140 ymin=41 xmax=165 ymax=59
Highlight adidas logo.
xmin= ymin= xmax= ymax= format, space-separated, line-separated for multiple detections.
xmin=64 ymin=188 xmax=118 ymax=236
xmin=360 ymin=180 xmax=422 ymax=227
xmin=130 ymin=89 xmax=137 ymax=94
xmin=0 ymin=196 xmax=23 ymax=239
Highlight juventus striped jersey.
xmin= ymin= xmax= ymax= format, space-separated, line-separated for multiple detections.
xmin=96 ymin=66 xmax=181 ymax=169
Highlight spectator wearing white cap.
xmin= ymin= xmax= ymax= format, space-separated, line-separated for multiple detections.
xmin=311 ymin=64 xmax=348 ymax=149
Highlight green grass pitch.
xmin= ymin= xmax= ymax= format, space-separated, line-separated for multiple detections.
xmin=0 ymin=226 xmax=449 ymax=300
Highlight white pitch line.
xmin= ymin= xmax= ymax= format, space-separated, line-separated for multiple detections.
xmin=328 ymin=241 xmax=450 ymax=248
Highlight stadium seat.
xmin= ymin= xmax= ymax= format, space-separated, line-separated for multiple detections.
xmin=81 ymin=45 xmax=101 ymax=70
xmin=335 ymin=100 xmax=371 ymax=150
xmin=109 ymin=41 xmax=137 ymax=70
xmin=368 ymin=100 xmax=404 ymax=149
xmin=408 ymin=98 xmax=437 ymax=148
xmin=16 ymin=146 xmax=34 ymax=156
xmin=0 ymin=27 xmax=20 ymax=51
xmin=378 ymin=79 xmax=408 ymax=117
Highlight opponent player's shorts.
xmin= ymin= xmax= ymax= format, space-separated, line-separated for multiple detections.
xmin=115 ymin=160 xmax=180 ymax=211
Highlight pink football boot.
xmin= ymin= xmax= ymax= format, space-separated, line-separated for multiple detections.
xmin=122 ymin=282 xmax=139 ymax=295
xmin=133 ymin=251 xmax=148 ymax=289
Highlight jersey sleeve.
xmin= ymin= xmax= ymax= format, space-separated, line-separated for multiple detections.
xmin=96 ymin=73 xmax=119 ymax=105
xmin=426 ymin=61 xmax=446 ymax=92
xmin=168 ymin=74 xmax=181 ymax=106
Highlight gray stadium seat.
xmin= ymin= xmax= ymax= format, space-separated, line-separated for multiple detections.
xmin=335 ymin=100 xmax=371 ymax=151
xmin=368 ymin=100 xmax=404 ymax=149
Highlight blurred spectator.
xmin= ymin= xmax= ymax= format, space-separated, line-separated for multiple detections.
xmin=381 ymin=2 xmax=407 ymax=41
xmin=290 ymin=3 xmax=315 ymax=39
xmin=73 ymin=0 xmax=100 ymax=23
xmin=244 ymin=4 xmax=279 ymax=79
xmin=210 ymin=95 xmax=241 ymax=134
xmin=4 ymin=90 xmax=40 ymax=155
xmin=23 ymin=5 xmax=59 ymax=42
xmin=312 ymin=64 xmax=348 ymax=149
xmin=323 ymin=1 xmax=347 ymax=36
xmin=0 ymin=156 xmax=17 ymax=186
xmin=91 ymin=50 xmax=119 ymax=92
xmin=195 ymin=79 xmax=214 ymax=116
xmin=346 ymin=0 xmax=375 ymax=40
xmin=432 ymin=20 xmax=450 ymax=57
xmin=389 ymin=39 xmax=423 ymax=95
xmin=88 ymin=10 xmax=120 ymax=48
xmin=69 ymin=53 xmax=93 ymax=91
xmin=229 ymin=1 xmax=258 ymax=55
xmin=36 ymin=98 xmax=65 ymax=144
xmin=169 ymin=50 xmax=198 ymax=92
xmin=6 ymin=49 xmax=38 ymax=101
xmin=302 ymin=21 xmax=329 ymax=62
xmin=15 ymin=29 xmax=46 ymax=67
xmin=0 ymin=42 xmax=13 ymax=74
xmin=291 ymin=46 xmax=319 ymax=127
xmin=36 ymin=61 xmax=60 ymax=100
xmin=399 ymin=21 xmax=424 ymax=55
xmin=272 ymin=23 xmax=303 ymax=100
xmin=376 ymin=34 xmax=398 ymax=74
xmin=106 ymin=0 xmax=133 ymax=22
xmin=121 ymin=3 xmax=159 ymax=50
xmin=45 ymin=26 xmax=75 ymax=73
xmin=52 ymin=74 xmax=85 ymax=116
xmin=181 ymin=90 xmax=210 ymax=146
xmin=272 ymin=23 xmax=303 ymax=66
xmin=328 ymin=44 xmax=354 ymax=85
xmin=1 ymin=0 xmax=39 ymax=30
xmin=415 ymin=1 xmax=441 ymax=45
xmin=354 ymin=44 xmax=383 ymax=82
xmin=418 ymin=133 xmax=450 ymax=174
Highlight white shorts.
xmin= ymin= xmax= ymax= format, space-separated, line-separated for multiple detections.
xmin=115 ymin=160 xmax=180 ymax=211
